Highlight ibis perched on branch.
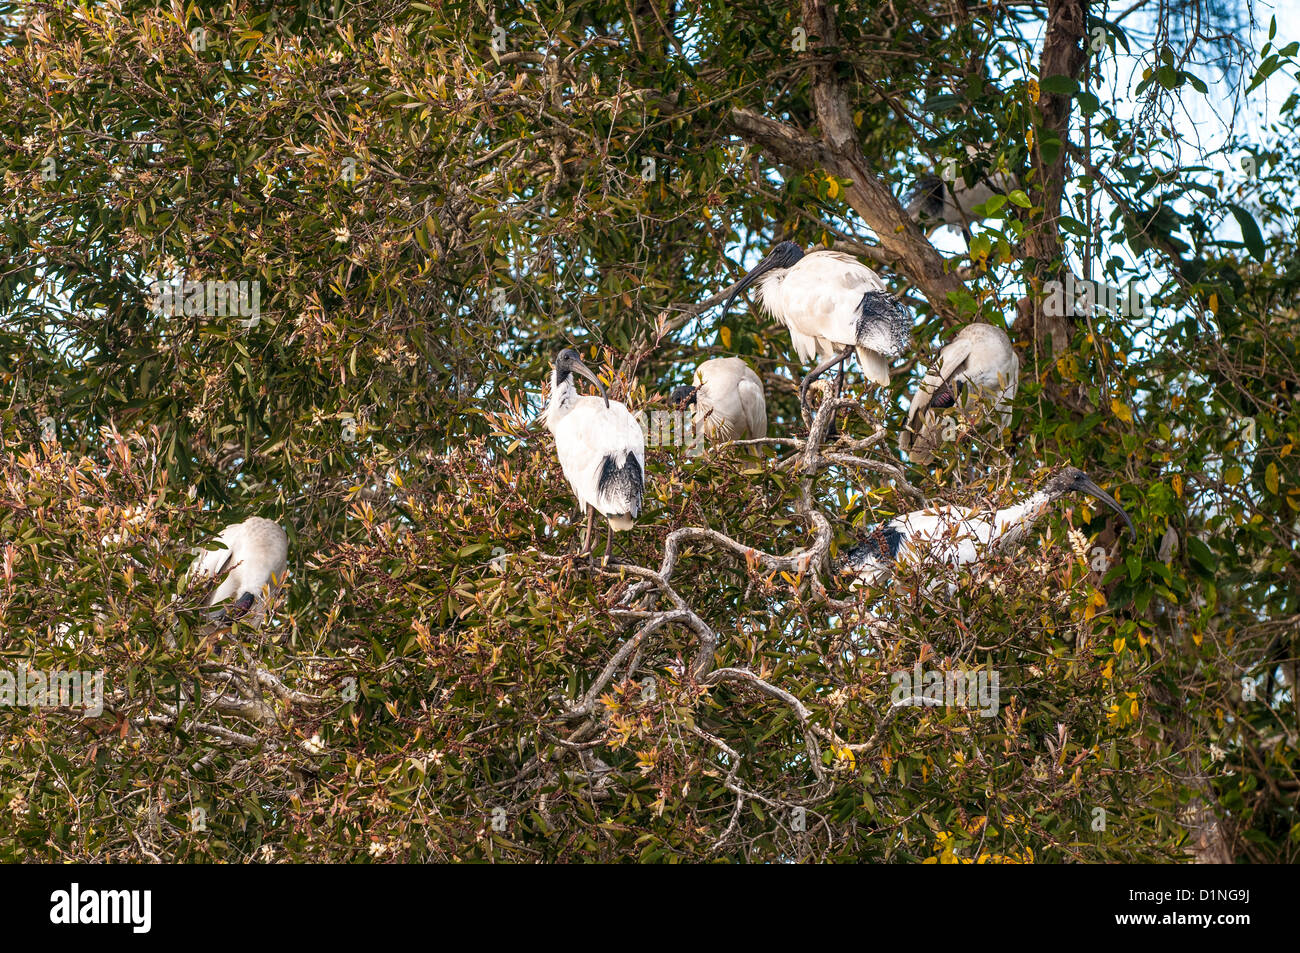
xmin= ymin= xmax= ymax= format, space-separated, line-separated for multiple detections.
xmin=721 ymin=242 xmax=912 ymax=411
xmin=542 ymin=348 xmax=645 ymax=561
xmin=906 ymin=148 xmax=1020 ymax=239
xmin=839 ymin=467 xmax=1135 ymax=589
xmin=901 ymin=323 xmax=1019 ymax=464
xmin=670 ymin=356 xmax=767 ymax=446
xmin=190 ymin=516 xmax=289 ymax=624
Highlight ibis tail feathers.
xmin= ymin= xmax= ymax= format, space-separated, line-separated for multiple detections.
xmin=856 ymin=347 xmax=892 ymax=387
xmin=596 ymin=454 xmax=643 ymax=528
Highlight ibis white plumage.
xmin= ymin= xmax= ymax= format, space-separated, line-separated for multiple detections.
xmin=670 ymin=356 xmax=767 ymax=446
xmin=839 ymin=467 xmax=1135 ymax=589
xmin=722 ymin=242 xmax=912 ymax=409
xmin=190 ymin=516 xmax=289 ymax=624
xmin=900 ymin=323 xmax=1019 ymax=464
xmin=543 ymin=348 xmax=646 ymax=560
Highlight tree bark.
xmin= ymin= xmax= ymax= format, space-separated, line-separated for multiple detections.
xmin=1017 ymin=0 xmax=1090 ymax=356
xmin=726 ymin=1 xmax=965 ymax=318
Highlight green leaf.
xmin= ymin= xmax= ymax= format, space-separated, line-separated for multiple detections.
xmin=1040 ymin=75 xmax=1079 ymax=96
xmin=1186 ymin=537 xmax=1218 ymax=573
xmin=1228 ymin=204 xmax=1267 ymax=262
xmin=921 ymin=94 xmax=964 ymax=113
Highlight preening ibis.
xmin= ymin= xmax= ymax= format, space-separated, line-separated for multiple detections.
xmin=542 ymin=348 xmax=646 ymax=561
xmin=900 ymin=323 xmax=1019 ymax=464
xmin=670 ymin=356 xmax=767 ymax=446
xmin=839 ymin=466 xmax=1135 ymax=589
xmin=721 ymin=242 xmax=912 ymax=410
xmin=906 ymin=150 xmax=1019 ymax=238
xmin=190 ymin=516 xmax=289 ymax=624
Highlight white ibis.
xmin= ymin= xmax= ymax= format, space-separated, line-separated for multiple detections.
xmin=900 ymin=323 xmax=1019 ymax=464
xmin=669 ymin=356 xmax=767 ymax=446
xmin=542 ymin=348 xmax=646 ymax=560
xmin=906 ymin=150 xmax=1019 ymax=239
xmin=190 ymin=516 xmax=288 ymax=624
xmin=839 ymin=466 xmax=1135 ymax=588
xmin=721 ymin=242 xmax=912 ymax=410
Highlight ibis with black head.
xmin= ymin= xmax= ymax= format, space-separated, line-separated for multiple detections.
xmin=669 ymin=356 xmax=767 ymax=448
xmin=721 ymin=241 xmax=912 ymax=412
xmin=901 ymin=323 xmax=1019 ymax=464
xmin=542 ymin=348 xmax=646 ymax=561
xmin=190 ymin=516 xmax=289 ymax=625
xmin=839 ymin=467 xmax=1135 ymax=589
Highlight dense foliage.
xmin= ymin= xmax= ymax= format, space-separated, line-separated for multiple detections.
xmin=0 ymin=0 xmax=1295 ymax=862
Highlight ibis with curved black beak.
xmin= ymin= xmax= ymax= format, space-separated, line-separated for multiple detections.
xmin=190 ymin=516 xmax=289 ymax=625
xmin=669 ymin=356 xmax=767 ymax=446
xmin=839 ymin=466 xmax=1135 ymax=588
xmin=721 ymin=242 xmax=912 ymax=411
xmin=542 ymin=348 xmax=646 ymax=561
xmin=901 ymin=322 xmax=1019 ymax=464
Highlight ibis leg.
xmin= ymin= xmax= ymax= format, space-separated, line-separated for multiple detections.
xmin=580 ymin=505 xmax=596 ymax=556
xmin=603 ymin=523 xmax=614 ymax=565
xmin=799 ymin=346 xmax=854 ymax=412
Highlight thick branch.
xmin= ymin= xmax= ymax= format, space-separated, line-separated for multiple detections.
xmin=726 ymin=4 xmax=966 ymax=319
xmin=1020 ymin=0 xmax=1090 ymax=354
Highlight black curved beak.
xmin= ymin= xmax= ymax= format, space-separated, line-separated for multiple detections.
xmin=722 ymin=251 xmax=781 ymax=317
xmin=1076 ymin=476 xmax=1136 ymax=538
xmin=571 ymin=358 xmax=610 ymax=408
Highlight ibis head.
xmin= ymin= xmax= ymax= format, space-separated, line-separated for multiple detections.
xmin=722 ymin=240 xmax=805 ymax=317
xmin=206 ymin=590 xmax=256 ymax=624
xmin=668 ymin=384 xmax=698 ymax=408
xmin=553 ymin=348 xmax=609 ymax=408
xmin=905 ymin=175 xmax=946 ymax=224
xmin=929 ymin=379 xmax=961 ymax=409
xmin=1045 ymin=466 xmax=1136 ymax=538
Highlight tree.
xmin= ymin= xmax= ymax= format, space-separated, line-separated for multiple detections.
xmin=0 ymin=0 xmax=1294 ymax=862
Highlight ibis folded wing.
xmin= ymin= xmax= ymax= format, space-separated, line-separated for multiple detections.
xmin=553 ymin=396 xmax=646 ymax=528
xmin=763 ymin=251 xmax=891 ymax=361
xmin=901 ymin=338 xmax=973 ymax=457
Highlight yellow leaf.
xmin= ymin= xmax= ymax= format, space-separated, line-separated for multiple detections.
xmin=1266 ymin=462 xmax=1280 ymax=494
xmin=1208 ymin=292 xmax=1219 ymax=315
xmin=1111 ymin=398 xmax=1133 ymax=424
xmin=719 ymin=326 xmax=732 ymax=349
xmin=827 ymin=176 xmax=839 ymax=199
xmin=1171 ymin=474 xmax=1183 ymax=498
